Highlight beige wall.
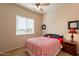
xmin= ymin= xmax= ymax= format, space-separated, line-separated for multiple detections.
xmin=0 ymin=4 xmax=42 ymax=51
xmin=43 ymin=4 xmax=79 ymax=53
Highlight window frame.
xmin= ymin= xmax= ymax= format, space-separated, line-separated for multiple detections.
xmin=16 ymin=15 xmax=35 ymax=35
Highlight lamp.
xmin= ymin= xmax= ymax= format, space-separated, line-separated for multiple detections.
xmin=69 ymin=28 xmax=77 ymax=42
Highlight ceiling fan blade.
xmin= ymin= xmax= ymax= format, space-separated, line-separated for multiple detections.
xmin=39 ymin=3 xmax=49 ymax=6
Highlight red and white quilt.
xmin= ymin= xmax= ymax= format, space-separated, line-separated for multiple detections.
xmin=24 ymin=37 xmax=62 ymax=56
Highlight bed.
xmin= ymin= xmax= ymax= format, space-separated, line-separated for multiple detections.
xmin=24 ymin=34 xmax=63 ymax=56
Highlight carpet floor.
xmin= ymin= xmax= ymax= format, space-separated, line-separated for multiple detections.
xmin=0 ymin=48 xmax=72 ymax=56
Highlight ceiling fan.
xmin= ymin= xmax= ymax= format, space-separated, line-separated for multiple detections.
xmin=34 ymin=3 xmax=49 ymax=11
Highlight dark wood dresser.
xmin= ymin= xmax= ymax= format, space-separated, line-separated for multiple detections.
xmin=62 ymin=40 xmax=77 ymax=56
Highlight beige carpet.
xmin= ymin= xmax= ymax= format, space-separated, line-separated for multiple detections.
xmin=0 ymin=48 xmax=72 ymax=56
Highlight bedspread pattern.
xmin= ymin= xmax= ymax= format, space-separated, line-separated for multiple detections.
xmin=25 ymin=37 xmax=61 ymax=56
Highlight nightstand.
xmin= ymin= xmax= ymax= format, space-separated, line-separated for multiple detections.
xmin=62 ymin=40 xmax=77 ymax=56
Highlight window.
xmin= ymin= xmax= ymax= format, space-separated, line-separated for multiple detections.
xmin=16 ymin=15 xmax=35 ymax=35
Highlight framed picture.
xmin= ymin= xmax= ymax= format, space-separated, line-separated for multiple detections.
xmin=42 ymin=24 xmax=46 ymax=30
xmin=68 ymin=20 xmax=79 ymax=29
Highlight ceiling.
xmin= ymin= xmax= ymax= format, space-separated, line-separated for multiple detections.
xmin=16 ymin=3 xmax=54 ymax=14
xmin=16 ymin=3 xmax=67 ymax=14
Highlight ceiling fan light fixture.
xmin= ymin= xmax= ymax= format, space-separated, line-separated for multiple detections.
xmin=34 ymin=5 xmax=41 ymax=11
xmin=34 ymin=4 xmax=40 ymax=9
xmin=34 ymin=3 xmax=49 ymax=12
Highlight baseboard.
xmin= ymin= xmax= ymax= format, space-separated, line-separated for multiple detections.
xmin=0 ymin=46 xmax=23 ymax=53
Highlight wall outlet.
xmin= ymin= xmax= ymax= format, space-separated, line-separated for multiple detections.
xmin=0 ymin=49 xmax=3 ymax=51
